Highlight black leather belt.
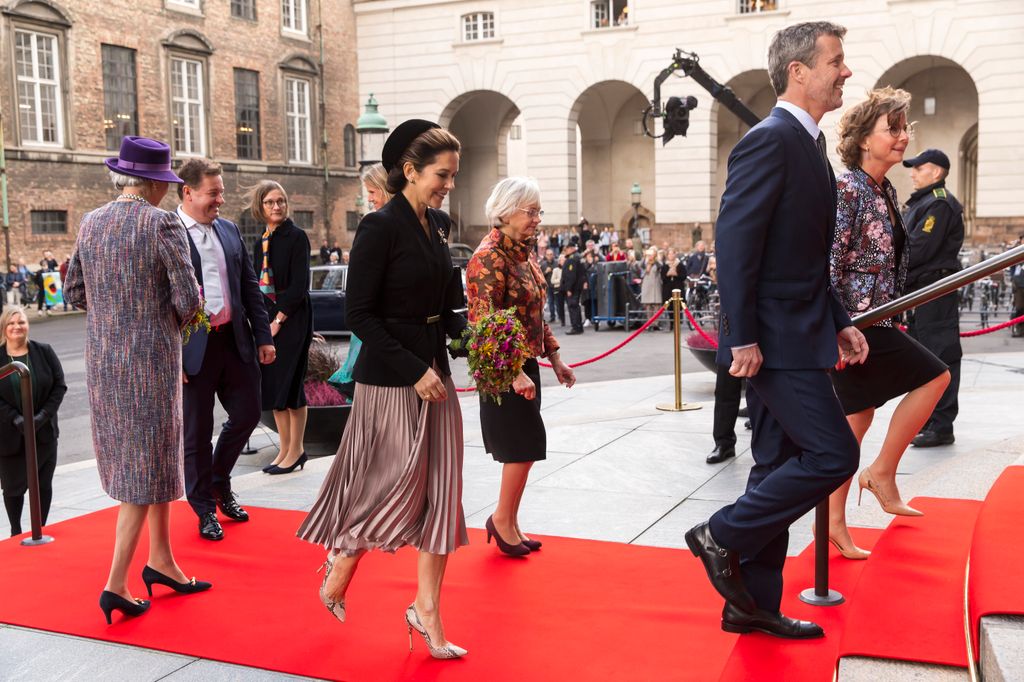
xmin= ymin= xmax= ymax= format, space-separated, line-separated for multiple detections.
xmin=384 ymin=315 xmax=441 ymax=325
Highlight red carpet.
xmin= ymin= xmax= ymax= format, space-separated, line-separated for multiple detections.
xmin=0 ymin=503 xmax=739 ymax=681
xmin=968 ymin=465 xmax=1024 ymax=654
xmin=837 ymin=497 xmax=980 ymax=669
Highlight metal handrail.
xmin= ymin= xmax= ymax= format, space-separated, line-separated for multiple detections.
xmin=0 ymin=361 xmax=53 ymax=546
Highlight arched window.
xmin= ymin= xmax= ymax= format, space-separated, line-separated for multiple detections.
xmin=344 ymin=124 xmax=356 ymax=167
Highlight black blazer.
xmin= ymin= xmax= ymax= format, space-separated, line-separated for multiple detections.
xmin=0 ymin=340 xmax=67 ymax=456
xmin=181 ymin=216 xmax=273 ymax=376
xmin=347 ymin=192 xmax=467 ymax=386
xmin=715 ymin=107 xmax=851 ymax=369
xmin=250 ymin=218 xmax=312 ymax=321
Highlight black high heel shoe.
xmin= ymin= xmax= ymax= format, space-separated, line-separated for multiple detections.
xmin=521 ymin=538 xmax=542 ymax=551
xmin=142 ymin=566 xmax=212 ymax=596
xmin=99 ymin=590 xmax=150 ymax=625
xmin=485 ymin=516 xmax=530 ymax=557
xmin=267 ymin=452 xmax=308 ymax=475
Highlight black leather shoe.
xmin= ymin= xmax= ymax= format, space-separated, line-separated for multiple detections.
xmin=737 ymin=406 xmax=749 ymax=418
xmin=565 ymin=329 xmax=583 ymax=335
xmin=198 ymin=512 xmax=224 ymax=541
xmin=706 ymin=445 xmax=736 ymax=464
xmin=744 ymin=419 xmax=752 ymax=431
xmin=911 ymin=431 xmax=955 ymax=448
xmin=684 ymin=522 xmax=755 ymax=612
xmin=721 ymin=602 xmax=824 ymax=639
xmin=215 ymin=491 xmax=249 ymax=522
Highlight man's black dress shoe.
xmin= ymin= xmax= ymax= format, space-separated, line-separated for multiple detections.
xmin=911 ymin=430 xmax=955 ymax=448
xmin=215 ymin=491 xmax=249 ymax=522
xmin=198 ymin=512 xmax=224 ymax=541
xmin=706 ymin=445 xmax=736 ymax=464
xmin=565 ymin=329 xmax=583 ymax=335
xmin=737 ymin=406 xmax=749 ymax=418
xmin=684 ymin=522 xmax=755 ymax=612
xmin=721 ymin=602 xmax=824 ymax=639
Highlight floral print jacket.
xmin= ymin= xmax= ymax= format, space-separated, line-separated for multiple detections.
xmin=466 ymin=228 xmax=560 ymax=359
xmin=830 ymin=167 xmax=910 ymax=328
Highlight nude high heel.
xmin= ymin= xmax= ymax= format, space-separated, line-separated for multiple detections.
xmin=812 ymin=522 xmax=871 ymax=561
xmin=405 ymin=604 xmax=467 ymax=659
xmin=858 ymin=468 xmax=923 ymax=517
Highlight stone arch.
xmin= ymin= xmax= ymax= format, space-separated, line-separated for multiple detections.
xmin=278 ymin=53 xmax=318 ymax=75
xmin=568 ymin=80 xmax=654 ymax=238
xmin=161 ymin=29 xmax=214 ymax=55
xmin=874 ymin=56 xmax=979 ymax=233
xmin=1 ymin=0 xmax=73 ymax=26
xmin=440 ymin=90 xmax=521 ymax=238
xmin=711 ymin=69 xmax=774 ymax=219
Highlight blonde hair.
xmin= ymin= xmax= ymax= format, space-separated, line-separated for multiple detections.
xmin=242 ymin=180 xmax=290 ymax=223
xmin=0 ymin=306 xmax=28 ymax=347
xmin=360 ymin=163 xmax=392 ymax=207
xmin=836 ymin=87 xmax=912 ymax=170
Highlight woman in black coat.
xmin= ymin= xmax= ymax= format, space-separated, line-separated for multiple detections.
xmin=247 ymin=181 xmax=313 ymax=475
xmin=0 ymin=305 xmax=66 ymax=536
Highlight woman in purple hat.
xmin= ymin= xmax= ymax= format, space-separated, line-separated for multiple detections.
xmin=65 ymin=136 xmax=210 ymax=624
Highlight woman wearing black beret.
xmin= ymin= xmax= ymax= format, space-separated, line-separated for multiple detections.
xmin=297 ymin=120 xmax=470 ymax=659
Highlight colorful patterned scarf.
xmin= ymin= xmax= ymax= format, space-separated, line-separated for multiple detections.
xmin=259 ymin=228 xmax=276 ymax=301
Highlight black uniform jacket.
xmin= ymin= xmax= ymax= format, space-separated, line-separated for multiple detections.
xmin=348 ymin=192 xmax=467 ymax=387
xmin=0 ymin=341 xmax=67 ymax=456
xmin=903 ymin=181 xmax=964 ymax=289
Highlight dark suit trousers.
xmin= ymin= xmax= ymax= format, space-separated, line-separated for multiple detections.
xmin=567 ymin=293 xmax=583 ymax=331
xmin=183 ymin=329 xmax=262 ymax=516
xmin=713 ymin=368 xmax=744 ymax=448
xmin=708 ymin=368 xmax=859 ymax=611
xmin=908 ymin=292 xmax=960 ymax=435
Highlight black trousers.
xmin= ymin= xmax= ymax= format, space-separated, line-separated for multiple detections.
xmin=567 ymin=293 xmax=583 ymax=331
xmin=713 ymin=367 xmax=745 ymax=448
xmin=709 ymin=369 xmax=859 ymax=611
xmin=908 ymin=291 xmax=961 ymax=435
xmin=553 ymin=291 xmax=566 ymax=325
xmin=182 ymin=329 xmax=262 ymax=517
xmin=0 ymin=439 xmax=57 ymax=536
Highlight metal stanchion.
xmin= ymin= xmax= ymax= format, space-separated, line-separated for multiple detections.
xmin=656 ymin=289 xmax=702 ymax=412
xmin=799 ymin=501 xmax=844 ymax=606
xmin=0 ymin=361 xmax=54 ymax=546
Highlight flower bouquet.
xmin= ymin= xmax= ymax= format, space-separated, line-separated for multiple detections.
xmin=181 ymin=298 xmax=212 ymax=345
xmin=450 ymin=306 xmax=531 ymax=404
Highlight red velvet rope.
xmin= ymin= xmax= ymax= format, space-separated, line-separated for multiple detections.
xmin=959 ymin=313 xmax=1024 ymax=337
xmin=454 ymin=304 xmax=669 ymax=392
xmin=683 ymin=306 xmax=719 ymax=349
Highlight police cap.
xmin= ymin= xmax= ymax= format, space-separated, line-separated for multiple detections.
xmin=902 ymin=148 xmax=950 ymax=170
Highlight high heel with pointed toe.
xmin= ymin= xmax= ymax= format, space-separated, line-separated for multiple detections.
xmin=267 ymin=452 xmax=308 ymax=476
xmin=484 ymin=516 xmax=530 ymax=557
xmin=857 ymin=468 xmax=923 ymax=516
xmin=828 ymin=535 xmax=871 ymax=560
xmin=142 ymin=566 xmax=212 ymax=596
xmin=405 ymin=604 xmax=467 ymax=659
xmin=521 ymin=538 xmax=542 ymax=552
xmin=317 ymin=559 xmax=346 ymax=623
xmin=99 ymin=590 xmax=150 ymax=625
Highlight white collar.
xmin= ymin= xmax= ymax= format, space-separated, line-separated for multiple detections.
xmin=177 ymin=206 xmax=212 ymax=230
xmin=775 ymin=100 xmax=821 ymax=140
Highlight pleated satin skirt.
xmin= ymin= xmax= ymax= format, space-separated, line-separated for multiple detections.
xmin=296 ymin=372 xmax=469 ymax=556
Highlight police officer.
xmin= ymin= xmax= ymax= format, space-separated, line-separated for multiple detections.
xmin=562 ymin=240 xmax=586 ymax=335
xmin=901 ymin=148 xmax=964 ymax=448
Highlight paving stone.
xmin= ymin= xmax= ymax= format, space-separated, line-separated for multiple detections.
xmin=980 ymin=615 xmax=1024 ymax=682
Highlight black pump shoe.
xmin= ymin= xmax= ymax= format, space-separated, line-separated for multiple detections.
xmin=142 ymin=565 xmax=212 ymax=597
xmin=99 ymin=590 xmax=150 ymax=625
xmin=267 ymin=452 xmax=308 ymax=475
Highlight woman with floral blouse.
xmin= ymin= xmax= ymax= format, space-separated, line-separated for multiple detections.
xmin=466 ymin=177 xmax=576 ymax=557
xmin=826 ymin=87 xmax=950 ymax=559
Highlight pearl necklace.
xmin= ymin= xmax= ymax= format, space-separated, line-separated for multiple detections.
xmin=116 ymin=193 xmax=150 ymax=205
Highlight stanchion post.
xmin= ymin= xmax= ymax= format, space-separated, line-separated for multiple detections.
xmin=798 ymin=501 xmax=843 ymax=606
xmin=657 ymin=289 xmax=701 ymax=412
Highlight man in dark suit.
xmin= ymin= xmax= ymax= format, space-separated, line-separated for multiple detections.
xmin=177 ymin=158 xmax=275 ymax=541
xmin=684 ymin=22 xmax=868 ymax=639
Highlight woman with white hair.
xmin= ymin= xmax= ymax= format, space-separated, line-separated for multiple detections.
xmin=465 ymin=177 xmax=576 ymax=557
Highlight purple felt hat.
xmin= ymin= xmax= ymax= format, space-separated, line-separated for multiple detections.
xmin=104 ymin=136 xmax=184 ymax=184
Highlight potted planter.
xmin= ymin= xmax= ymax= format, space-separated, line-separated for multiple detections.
xmin=684 ymin=330 xmax=719 ymax=373
xmin=261 ymin=339 xmax=352 ymax=455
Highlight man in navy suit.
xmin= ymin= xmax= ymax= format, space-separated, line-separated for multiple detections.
xmin=177 ymin=159 xmax=275 ymax=541
xmin=685 ymin=22 xmax=869 ymax=638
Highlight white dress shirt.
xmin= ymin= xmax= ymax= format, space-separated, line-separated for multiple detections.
xmin=177 ymin=206 xmax=232 ymax=326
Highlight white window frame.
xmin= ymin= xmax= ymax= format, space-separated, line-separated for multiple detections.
xmin=285 ymin=76 xmax=312 ymax=164
xmin=281 ymin=0 xmax=308 ymax=36
xmin=14 ymin=29 xmax=64 ymax=147
xmin=168 ymin=0 xmax=200 ymax=7
xmin=461 ymin=12 xmax=495 ymax=42
xmin=170 ymin=56 xmax=207 ymax=156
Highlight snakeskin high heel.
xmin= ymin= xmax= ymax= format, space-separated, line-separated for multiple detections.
xmin=317 ymin=558 xmax=346 ymax=623
xmin=405 ymin=604 xmax=467 ymax=659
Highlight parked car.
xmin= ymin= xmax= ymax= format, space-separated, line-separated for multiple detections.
xmin=310 ymin=264 xmax=348 ymax=335
xmin=448 ymin=242 xmax=474 ymax=270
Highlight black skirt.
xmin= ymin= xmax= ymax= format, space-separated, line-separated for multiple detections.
xmin=830 ymin=326 xmax=948 ymax=415
xmin=479 ymin=358 xmax=546 ymax=463
xmin=261 ymin=295 xmax=313 ymax=411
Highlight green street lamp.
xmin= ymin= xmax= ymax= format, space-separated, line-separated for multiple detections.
xmin=356 ymin=93 xmax=389 ymax=167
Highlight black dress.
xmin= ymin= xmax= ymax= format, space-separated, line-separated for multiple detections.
xmin=252 ymin=218 xmax=313 ymax=411
xmin=479 ymin=358 xmax=545 ymax=463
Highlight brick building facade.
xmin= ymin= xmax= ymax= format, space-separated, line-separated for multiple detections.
xmin=0 ymin=0 xmax=362 ymax=269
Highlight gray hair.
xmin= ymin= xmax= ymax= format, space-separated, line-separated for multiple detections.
xmin=767 ymin=21 xmax=847 ymax=96
xmin=109 ymin=170 xmax=146 ymax=190
xmin=484 ymin=176 xmax=541 ymax=227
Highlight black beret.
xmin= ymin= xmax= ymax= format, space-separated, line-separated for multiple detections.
xmin=381 ymin=119 xmax=440 ymax=172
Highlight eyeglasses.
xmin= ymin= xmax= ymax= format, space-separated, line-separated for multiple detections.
xmin=517 ymin=208 xmax=544 ymax=219
xmin=262 ymin=198 xmax=288 ymax=207
xmin=876 ymin=122 xmax=915 ymax=140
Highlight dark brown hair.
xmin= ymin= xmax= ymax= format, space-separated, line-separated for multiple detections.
xmin=242 ymin=180 xmax=289 ymax=223
xmin=836 ymin=86 xmax=912 ymax=169
xmin=385 ymin=128 xmax=461 ymax=194
xmin=176 ymin=158 xmax=223 ymax=199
